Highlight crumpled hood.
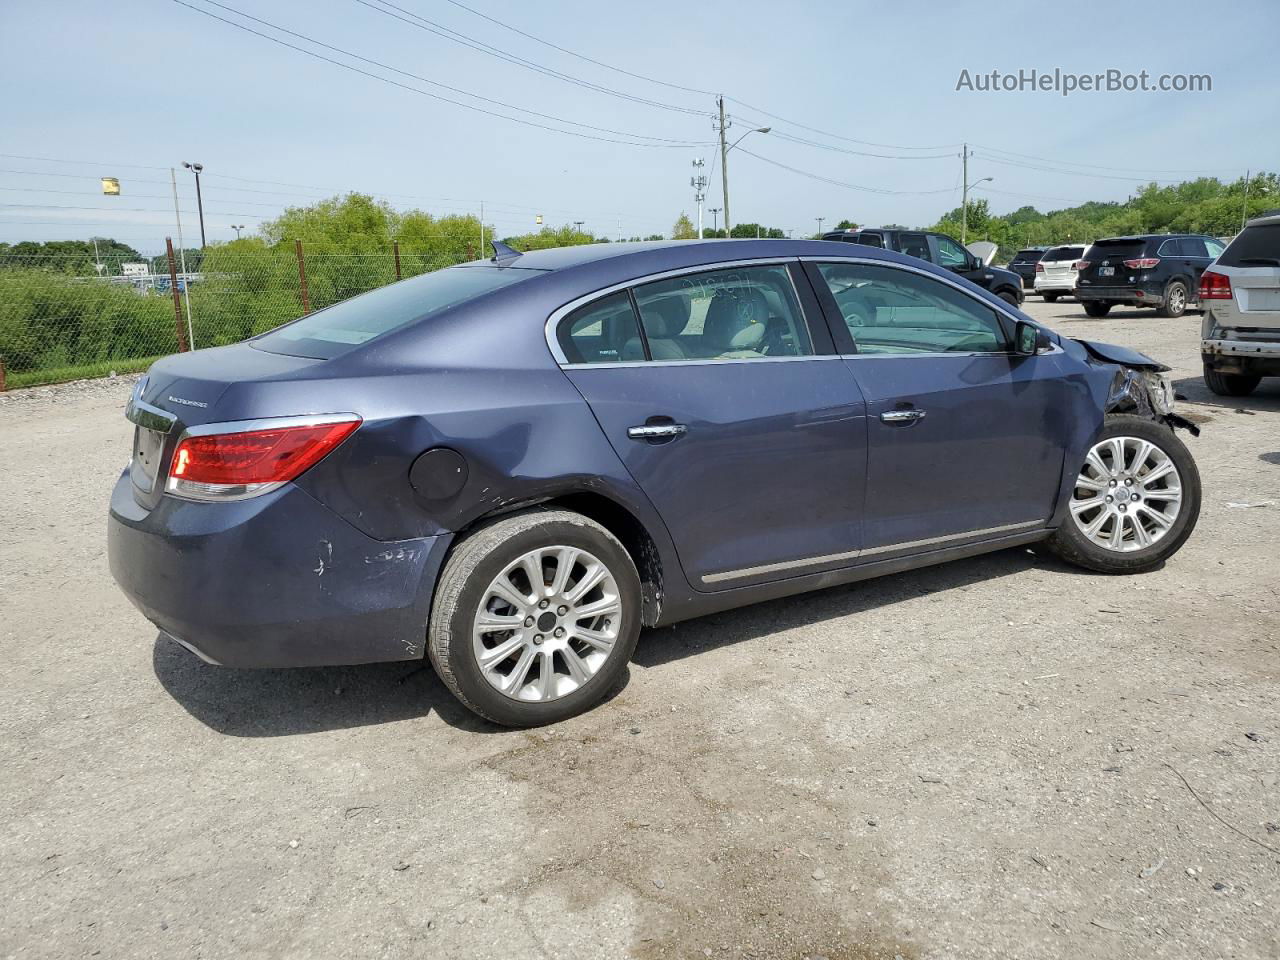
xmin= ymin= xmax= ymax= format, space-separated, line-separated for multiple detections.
xmin=1074 ymin=338 xmax=1170 ymax=373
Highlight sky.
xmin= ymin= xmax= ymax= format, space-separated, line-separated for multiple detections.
xmin=2 ymin=0 xmax=1277 ymax=251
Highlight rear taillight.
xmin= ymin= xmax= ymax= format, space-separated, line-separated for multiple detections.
xmin=1074 ymin=260 xmax=1092 ymax=271
xmin=1035 ymin=262 xmax=1045 ymax=273
xmin=1123 ymin=257 xmax=1161 ymax=269
xmin=1199 ymin=270 xmax=1233 ymax=301
xmin=166 ymin=415 xmax=361 ymax=501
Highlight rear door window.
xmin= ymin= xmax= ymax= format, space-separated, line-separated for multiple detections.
xmin=255 ymin=265 xmax=536 ymax=359
xmin=898 ymin=233 xmax=931 ymax=261
xmin=1181 ymin=237 xmax=1210 ymax=258
xmin=1216 ymin=224 xmax=1280 ymax=267
xmin=558 ymin=292 xmax=643 ymax=364
xmin=850 ymin=233 xmax=884 ymax=248
xmin=631 ymin=264 xmax=813 ymax=360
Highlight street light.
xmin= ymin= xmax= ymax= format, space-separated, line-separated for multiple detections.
xmin=961 ymin=175 xmax=993 ymax=244
xmin=709 ymin=207 xmax=721 ymax=234
xmin=815 ymin=217 xmax=825 ymax=237
xmin=182 ymin=161 xmax=206 ymax=249
xmin=231 ymin=224 xmax=245 ymax=240
xmin=720 ymin=125 xmax=769 ymax=236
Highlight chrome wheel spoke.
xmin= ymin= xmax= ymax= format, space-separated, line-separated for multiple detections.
xmin=472 ymin=544 xmax=624 ymax=704
xmin=1071 ymin=435 xmax=1182 ymax=553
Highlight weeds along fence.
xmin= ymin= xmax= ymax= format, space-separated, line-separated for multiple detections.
xmin=0 ymin=241 xmax=470 ymax=390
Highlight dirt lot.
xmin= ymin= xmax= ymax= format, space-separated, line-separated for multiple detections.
xmin=2 ymin=297 xmax=1278 ymax=960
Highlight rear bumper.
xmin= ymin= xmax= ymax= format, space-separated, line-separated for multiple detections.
xmin=1202 ymin=337 xmax=1280 ymax=359
xmin=1034 ymin=277 xmax=1074 ymax=293
xmin=108 ymin=471 xmax=452 ymax=668
xmin=1073 ymin=284 xmax=1162 ymax=303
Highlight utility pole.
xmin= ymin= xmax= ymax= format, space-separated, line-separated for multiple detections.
xmin=1242 ymin=170 xmax=1251 ymax=230
xmin=815 ymin=217 xmax=824 ymax=237
xmin=691 ymin=158 xmax=707 ymax=239
xmin=718 ymin=95 xmax=732 ymax=236
xmin=182 ymin=161 xmax=206 ymax=249
xmin=709 ymin=207 xmax=721 ymax=234
xmin=961 ymin=143 xmax=969 ymax=244
xmin=479 ymin=199 xmax=485 ymax=257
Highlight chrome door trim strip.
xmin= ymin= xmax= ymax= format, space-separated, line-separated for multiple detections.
xmin=700 ymin=519 xmax=1045 ymax=585
xmin=543 ymin=257 xmax=807 ymax=366
xmin=858 ymin=519 xmax=1044 ymax=557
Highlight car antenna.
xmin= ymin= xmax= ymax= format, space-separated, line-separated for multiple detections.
xmin=490 ymin=239 xmax=522 ymax=264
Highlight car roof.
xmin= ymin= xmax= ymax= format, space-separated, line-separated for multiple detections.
xmin=458 ymin=237 xmax=923 ymax=275
xmin=1245 ymin=212 xmax=1280 ymax=227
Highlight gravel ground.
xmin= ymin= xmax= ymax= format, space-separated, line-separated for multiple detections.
xmin=2 ymin=298 xmax=1278 ymax=960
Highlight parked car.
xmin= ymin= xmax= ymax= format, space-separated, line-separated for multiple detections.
xmin=1199 ymin=212 xmax=1280 ymax=396
xmin=1034 ymin=244 xmax=1088 ymax=302
xmin=1008 ymin=247 xmax=1050 ymax=289
xmin=820 ymin=227 xmax=1025 ymax=306
xmin=109 ymin=239 xmax=1201 ymax=727
xmin=1075 ymin=233 xmax=1225 ymax=318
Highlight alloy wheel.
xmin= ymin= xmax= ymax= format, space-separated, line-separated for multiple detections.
xmin=1069 ymin=436 xmax=1183 ymax=552
xmin=472 ymin=546 xmax=623 ymax=702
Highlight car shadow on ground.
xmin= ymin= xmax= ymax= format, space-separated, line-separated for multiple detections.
xmin=152 ymin=636 xmax=494 ymax=737
xmin=635 ymin=545 xmax=1087 ymax=669
xmin=1173 ymin=374 xmax=1280 ymax=414
xmin=155 ymin=546 xmax=1092 ymax=736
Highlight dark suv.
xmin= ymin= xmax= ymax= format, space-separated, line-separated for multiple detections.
xmin=1074 ymin=234 xmax=1226 ymax=318
xmin=1008 ymin=248 xmax=1049 ymax=289
xmin=821 ymin=228 xmax=1024 ymax=305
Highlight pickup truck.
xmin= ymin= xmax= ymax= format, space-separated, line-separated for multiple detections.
xmin=821 ymin=227 xmax=1025 ymax=306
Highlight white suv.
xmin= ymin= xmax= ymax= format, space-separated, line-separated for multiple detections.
xmin=1200 ymin=213 xmax=1280 ymax=396
xmin=1034 ymin=244 xmax=1088 ymax=302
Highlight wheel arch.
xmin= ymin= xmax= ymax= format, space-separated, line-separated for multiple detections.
xmin=450 ymin=489 xmax=667 ymax=627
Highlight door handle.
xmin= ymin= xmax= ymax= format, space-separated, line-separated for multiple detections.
xmin=627 ymin=423 xmax=687 ymax=441
xmin=880 ymin=409 xmax=927 ymax=425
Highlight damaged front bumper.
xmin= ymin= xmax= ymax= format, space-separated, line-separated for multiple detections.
xmin=108 ymin=471 xmax=451 ymax=667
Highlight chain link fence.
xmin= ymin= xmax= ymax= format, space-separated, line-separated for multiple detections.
xmin=0 ymin=242 xmax=470 ymax=390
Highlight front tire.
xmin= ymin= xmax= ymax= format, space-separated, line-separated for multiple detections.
xmin=1046 ymin=415 xmax=1200 ymax=574
xmin=428 ymin=509 xmax=642 ymax=727
xmin=1082 ymin=300 xmax=1112 ymax=318
xmin=1204 ymin=364 xmax=1260 ymax=397
xmin=997 ymin=290 xmax=1020 ymax=307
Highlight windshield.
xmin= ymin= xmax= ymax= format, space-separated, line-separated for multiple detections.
xmin=254 ymin=265 xmax=537 ymax=359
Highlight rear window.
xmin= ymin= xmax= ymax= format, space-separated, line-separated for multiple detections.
xmin=1091 ymin=238 xmax=1150 ymax=260
xmin=1013 ymin=249 xmax=1045 ymax=262
xmin=1217 ymin=223 xmax=1280 ymax=267
xmin=254 ymin=265 xmax=536 ymax=359
xmin=1043 ymin=246 xmax=1085 ymax=261
xmin=849 ymin=233 xmax=884 ymax=248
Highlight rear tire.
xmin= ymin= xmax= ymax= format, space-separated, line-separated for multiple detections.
xmin=1156 ymin=280 xmax=1188 ymax=318
xmin=997 ymin=290 xmax=1020 ymax=307
xmin=1204 ymin=364 xmax=1261 ymax=397
xmin=1046 ymin=415 xmax=1200 ymax=574
xmin=1082 ymin=300 xmax=1112 ymax=318
xmin=1042 ymin=292 xmax=1060 ymax=303
xmin=428 ymin=509 xmax=642 ymax=727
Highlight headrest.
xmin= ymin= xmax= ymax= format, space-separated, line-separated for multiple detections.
xmin=704 ymin=288 xmax=769 ymax=348
xmin=637 ymin=294 xmax=690 ymax=338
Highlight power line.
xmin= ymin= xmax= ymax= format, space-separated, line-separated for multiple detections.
xmin=169 ymin=0 xmax=712 ymax=149
xmin=350 ymin=0 xmax=711 ymax=117
xmin=197 ymin=0 xmax=704 ymax=144
xmin=735 ymin=146 xmax=957 ymax=196
xmin=726 ymin=97 xmax=962 ymax=152
xmin=971 ymin=143 xmax=1238 ymax=176
xmin=437 ymin=0 xmax=715 ymax=96
xmin=972 ymin=153 xmax=1190 ymax=185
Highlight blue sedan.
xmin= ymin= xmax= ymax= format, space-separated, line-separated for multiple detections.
xmin=108 ymin=239 xmax=1201 ymax=726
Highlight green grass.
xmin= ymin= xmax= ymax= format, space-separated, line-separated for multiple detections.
xmin=4 ymin=355 xmax=161 ymax=391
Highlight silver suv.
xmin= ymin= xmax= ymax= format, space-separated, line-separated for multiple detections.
xmin=1200 ymin=213 xmax=1280 ymax=396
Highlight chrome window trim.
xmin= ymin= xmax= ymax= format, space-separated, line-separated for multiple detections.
xmin=798 ymin=254 xmax=1033 ymax=349
xmin=544 ymin=258 xmax=814 ymax=367
xmin=177 ymin=412 xmax=361 ymax=439
xmin=700 ymin=519 xmax=1045 ymax=585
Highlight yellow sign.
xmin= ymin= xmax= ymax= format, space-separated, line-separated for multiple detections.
xmin=101 ymin=177 xmax=121 ymax=196
xmin=535 ymin=214 xmax=543 ymax=225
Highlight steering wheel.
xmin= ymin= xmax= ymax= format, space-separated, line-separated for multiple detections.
xmin=842 ymin=307 xmax=869 ymax=328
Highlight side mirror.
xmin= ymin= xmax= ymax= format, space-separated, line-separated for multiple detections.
xmin=1014 ymin=320 xmax=1051 ymax=356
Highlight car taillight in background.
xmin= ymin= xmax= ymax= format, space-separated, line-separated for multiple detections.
xmin=1074 ymin=260 xmax=1092 ymax=271
xmin=1199 ymin=270 xmax=1233 ymax=301
xmin=1035 ymin=262 xmax=1045 ymax=273
xmin=167 ymin=414 xmax=361 ymax=501
xmin=1122 ymin=257 xmax=1161 ymax=270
